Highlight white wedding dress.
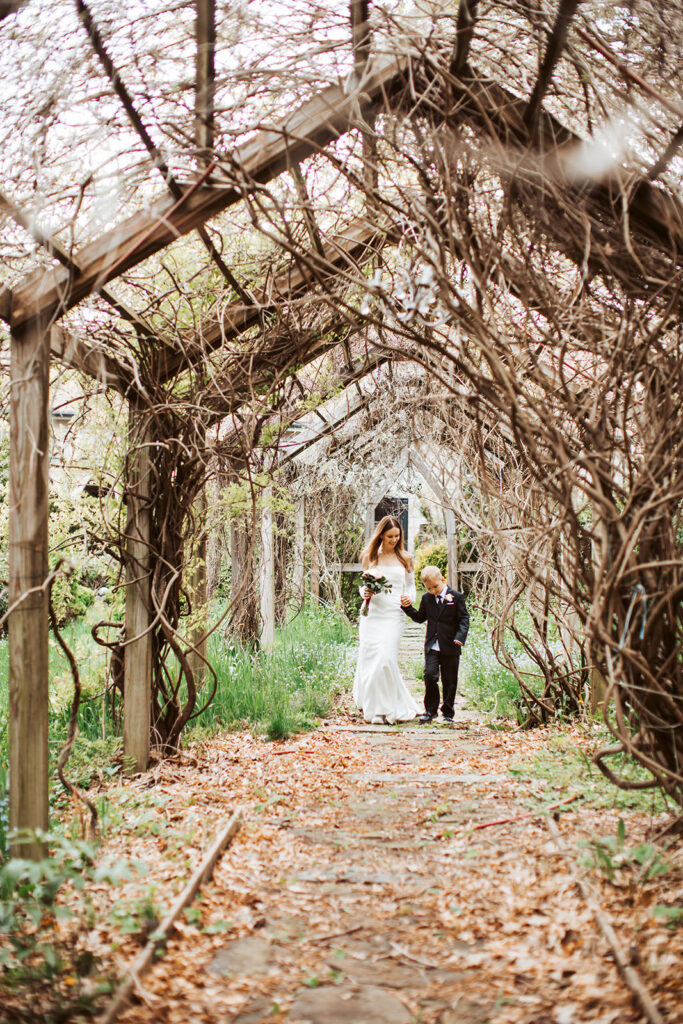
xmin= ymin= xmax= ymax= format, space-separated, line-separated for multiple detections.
xmin=353 ymin=563 xmax=420 ymax=724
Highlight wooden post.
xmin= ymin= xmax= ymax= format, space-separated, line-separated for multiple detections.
xmin=445 ymin=506 xmax=459 ymax=590
xmin=123 ymin=403 xmax=153 ymax=774
xmin=559 ymin=525 xmax=581 ymax=668
xmin=310 ymin=512 xmax=321 ymax=604
xmin=260 ymin=488 xmax=275 ymax=646
xmin=187 ymin=486 xmax=207 ymax=686
xmin=292 ymin=497 xmax=305 ymax=606
xmin=590 ymin=533 xmax=608 ymax=714
xmin=364 ymin=503 xmax=376 ymax=544
xmin=195 ymin=0 xmax=215 ymax=163
xmin=9 ymin=317 xmax=51 ymax=858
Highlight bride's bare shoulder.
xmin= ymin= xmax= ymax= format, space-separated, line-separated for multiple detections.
xmin=361 ymin=554 xmax=372 ymax=571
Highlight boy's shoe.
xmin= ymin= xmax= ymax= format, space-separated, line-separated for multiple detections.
xmin=442 ymin=714 xmax=455 ymax=724
xmin=419 ymin=712 xmax=434 ymax=724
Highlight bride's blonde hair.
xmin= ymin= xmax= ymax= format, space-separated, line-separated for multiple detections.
xmin=361 ymin=515 xmax=413 ymax=572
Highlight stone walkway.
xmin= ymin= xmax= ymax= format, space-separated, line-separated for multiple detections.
xmin=208 ymin=724 xmax=504 ymax=1024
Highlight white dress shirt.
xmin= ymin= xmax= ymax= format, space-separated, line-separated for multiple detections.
xmin=431 ymin=585 xmax=448 ymax=651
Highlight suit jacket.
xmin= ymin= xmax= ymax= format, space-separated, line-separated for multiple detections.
xmin=402 ymin=587 xmax=469 ymax=657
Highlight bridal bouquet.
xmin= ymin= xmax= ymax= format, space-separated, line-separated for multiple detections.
xmin=360 ymin=572 xmax=393 ymax=616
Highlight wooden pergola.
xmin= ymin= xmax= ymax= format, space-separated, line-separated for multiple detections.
xmin=2 ymin=0 xmax=681 ymax=852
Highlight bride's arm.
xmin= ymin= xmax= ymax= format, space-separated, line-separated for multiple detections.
xmin=403 ymin=567 xmax=416 ymax=604
xmin=359 ymin=558 xmax=372 ymax=599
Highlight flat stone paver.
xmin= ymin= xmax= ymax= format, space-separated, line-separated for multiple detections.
xmin=288 ymin=984 xmax=414 ymax=1023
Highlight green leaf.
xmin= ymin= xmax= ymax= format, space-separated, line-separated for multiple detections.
xmin=653 ymin=905 xmax=683 ymax=926
xmin=204 ymin=919 xmax=233 ymax=934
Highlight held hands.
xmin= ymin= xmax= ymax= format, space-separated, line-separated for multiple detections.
xmin=366 ymin=589 xmax=411 ymax=606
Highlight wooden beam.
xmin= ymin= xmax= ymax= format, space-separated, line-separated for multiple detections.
xmin=0 ymin=188 xmax=156 ymax=341
xmin=445 ymin=506 xmax=459 ymax=590
xmin=350 ymin=0 xmax=371 ymax=77
xmin=123 ymin=402 xmax=153 ymax=773
xmin=450 ymin=73 xmax=683 ymax=272
xmin=310 ymin=513 xmax=321 ymax=604
xmin=76 ymin=0 xmax=253 ymax=308
xmin=9 ymin=317 xmax=50 ymax=858
xmin=364 ymin=504 xmax=375 ymax=544
xmin=6 ymin=52 xmax=406 ymax=329
xmin=50 ymin=324 xmax=134 ymax=393
xmin=272 ymin=375 xmax=378 ymax=470
xmin=157 ymin=217 xmax=386 ymax=382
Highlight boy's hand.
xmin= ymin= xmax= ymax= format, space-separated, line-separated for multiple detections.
xmin=400 ymin=595 xmax=412 ymax=607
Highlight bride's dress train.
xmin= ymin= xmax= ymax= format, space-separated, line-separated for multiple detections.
xmin=352 ymin=563 xmax=420 ymax=724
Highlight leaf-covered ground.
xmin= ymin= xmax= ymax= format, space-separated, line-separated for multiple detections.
xmin=69 ymin=705 xmax=681 ymax=1024
xmin=5 ymin=616 xmax=681 ymax=1023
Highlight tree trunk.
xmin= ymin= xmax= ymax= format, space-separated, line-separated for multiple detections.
xmin=229 ymin=517 xmax=259 ymax=644
xmin=274 ymin=509 xmax=289 ymax=625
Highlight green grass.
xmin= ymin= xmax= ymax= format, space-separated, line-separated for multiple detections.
xmin=188 ymin=605 xmax=355 ymax=741
xmin=510 ymin=729 xmax=670 ymax=814
xmin=460 ymin=612 xmax=530 ymax=719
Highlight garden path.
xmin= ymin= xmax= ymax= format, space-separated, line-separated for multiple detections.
xmin=106 ymin=653 xmax=681 ymax=1024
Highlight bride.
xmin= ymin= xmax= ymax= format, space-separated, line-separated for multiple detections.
xmin=353 ymin=515 xmax=420 ymax=724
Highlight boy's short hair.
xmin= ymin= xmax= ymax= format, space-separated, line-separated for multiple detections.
xmin=421 ymin=565 xmax=443 ymax=582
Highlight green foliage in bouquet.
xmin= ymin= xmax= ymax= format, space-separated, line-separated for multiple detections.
xmin=360 ymin=573 xmax=393 ymax=616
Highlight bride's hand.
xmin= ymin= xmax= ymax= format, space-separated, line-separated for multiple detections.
xmin=363 ymin=588 xmax=372 ymax=599
xmin=400 ymin=594 xmax=411 ymax=607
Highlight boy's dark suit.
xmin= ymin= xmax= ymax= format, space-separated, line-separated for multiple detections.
xmin=402 ymin=587 xmax=469 ymax=719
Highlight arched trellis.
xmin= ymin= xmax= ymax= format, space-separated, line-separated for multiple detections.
xmin=1 ymin=0 xmax=681 ymax=853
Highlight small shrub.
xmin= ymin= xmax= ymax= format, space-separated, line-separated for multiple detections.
xmin=0 ymin=831 xmax=131 ymax=1015
xmin=340 ymin=570 xmax=363 ymax=620
xmin=414 ymin=541 xmax=448 ymax=584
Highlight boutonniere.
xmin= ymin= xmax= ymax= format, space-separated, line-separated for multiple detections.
xmin=444 ymin=594 xmax=454 ymax=603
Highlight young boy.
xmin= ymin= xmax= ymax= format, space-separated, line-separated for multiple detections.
xmin=401 ymin=565 xmax=470 ymax=724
